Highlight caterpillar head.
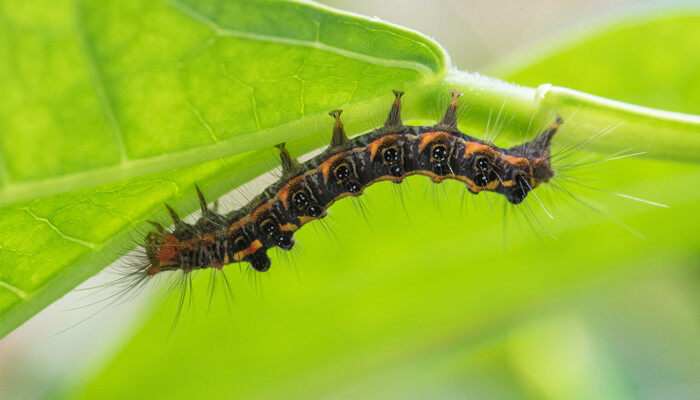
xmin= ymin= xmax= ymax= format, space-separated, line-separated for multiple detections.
xmin=502 ymin=115 xmax=562 ymax=204
xmin=144 ymin=230 xmax=182 ymax=275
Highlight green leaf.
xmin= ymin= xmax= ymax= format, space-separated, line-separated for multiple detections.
xmin=3 ymin=1 xmax=698 ymax=211
xmin=0 ymin=0 xmax=449 ymax=336
xmin=0 ymin=147 xmax=300 ymax=337
xmin=63 ymin=8 xmax=700 ymax=400
xmin=0 ymin=0 xmax=447 ymax=206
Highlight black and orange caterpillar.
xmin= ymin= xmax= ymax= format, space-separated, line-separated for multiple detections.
xmin=143 ymin=90 xmax=562 ymax=275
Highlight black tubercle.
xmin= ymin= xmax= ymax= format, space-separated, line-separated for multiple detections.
xmin=438 ymin=90 xmax=462 ymax=129
xmin=383 ymin=90 xmax=404 ymax=130
xmin=328 ymin=109 xmax=348 ymax=149
xmin=275 ymin=143 xmax=301 ymax=178
xmin=143 ymin=90 xmax=561 ymax=276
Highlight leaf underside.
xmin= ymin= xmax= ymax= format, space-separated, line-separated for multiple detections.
xmin=0 ymin=0 xmax=449 ymax=337
xmin=0 ymin=0 xmax=447 ymax=205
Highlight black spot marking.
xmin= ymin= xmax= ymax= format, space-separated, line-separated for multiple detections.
xmin=472 ymin=155 xmax=494 ymax=187
xmin=334 ymin=164 xmax=351 ymax=181
xmin=347 ymin=181 xmax=362 ymax=194
xmin=389 ymin=165 xmax=403 ymax=177
xmin=307 ymin=204 xmax=323 ymax=217
xmin=473 ymin=174 xmax=489 ymax=186
xmin=276 ymin=233 xmax=295 ymax=250
xmin=260 ymin=219 xmax=276 ymax=236
xmin=292 ymin=191 xmax=309 ymax=209
xmin=234 ymin=236 xmax=247 ymax=252
xmin=383 ymin=147 xmax=399 ymax=163
xmin=434 ymin=163 xmax=450 ymax=176
xmin=431 ymin=144 xmax=448 ymax=161
xmin=475 ymin=155 xmax=489 ymax=171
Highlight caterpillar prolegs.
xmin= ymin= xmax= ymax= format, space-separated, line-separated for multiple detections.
xmin=143 ymin=90 xmax=562 ymax=275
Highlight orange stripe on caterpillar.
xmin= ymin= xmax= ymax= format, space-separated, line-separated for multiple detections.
xmin=504 ymin=155 xmax=529 ymax=166
xmin=225 ymin=202 xmax=272 ymax=235
xmin=277 ymin=175 xmax=306 ymax=210
xmin=319 ymin=152 xmax=348 ymax=182
xmin=368 ymin=134 xmax=399 ymax=161
xmin=280 ymin=222 xmax=299 ymax=232
xmin=250 ymin=202 xmax=272 ymax=219
xmin=463 ymin=141 xmax=498 ymax=157
xmin=233 ymin=240 xmax=263 ymax=262
xmin=419 ymin=131 xmax=451 ymax=151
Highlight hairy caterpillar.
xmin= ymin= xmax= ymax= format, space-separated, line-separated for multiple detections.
xmin=135 ymin=90 xmax=562 ymax=279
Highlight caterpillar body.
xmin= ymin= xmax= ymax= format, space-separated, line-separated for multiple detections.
xmin=142 ymin=90 xmax=562 ymax=275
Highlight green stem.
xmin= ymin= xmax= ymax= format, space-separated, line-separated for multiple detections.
xmin=416 ymin=70 xmax=700 ymax=163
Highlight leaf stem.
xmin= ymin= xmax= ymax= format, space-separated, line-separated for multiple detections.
xmin=416 ymin=70 xmax=700 ymax=163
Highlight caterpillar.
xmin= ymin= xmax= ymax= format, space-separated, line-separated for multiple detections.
xmin=140 ymin=90 xmax=562 ymax=276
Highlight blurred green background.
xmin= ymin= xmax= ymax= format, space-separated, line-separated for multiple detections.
xmin=1 ymin=1 xmax=698 ymax=399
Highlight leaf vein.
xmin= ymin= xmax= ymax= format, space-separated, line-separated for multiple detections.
xmin=0 ymin=280 xmax=27 ymax=299
xmin=23 ymin=207 xmax=96 ymax=249
xmin=74 ymin=0 xmax=129 ymax=163
xmin=186 ymin=102 xmax=219 ymax=142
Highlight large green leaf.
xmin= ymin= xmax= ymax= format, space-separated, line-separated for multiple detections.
xmin=0 ymin=0 xmax=450 ymax=336
xmin=3 ymin=1 xmax=698 ymax=210
xmin=64 ymin=9 xmax=700 ymax=400
xmin=0 ymin=0 xmax=447 ymax=205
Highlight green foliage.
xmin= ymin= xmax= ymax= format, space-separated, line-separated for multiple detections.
xmin=62 ymin=6 xmax=697 ymax=400
xmin=0 ymin=0 xmax=448 ymax=336
xmin=0 ymin=0 xmax=446 ymax=205
xmin=0 ymin=2 xmax=698 ymax=398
